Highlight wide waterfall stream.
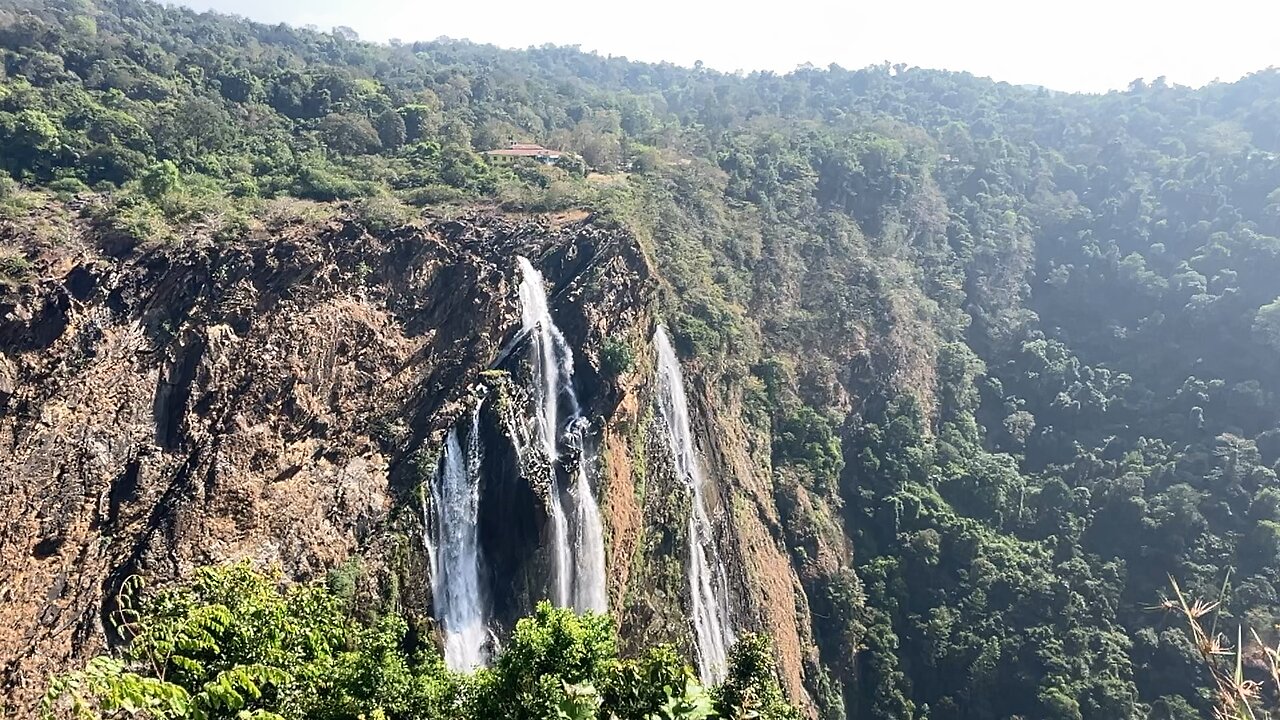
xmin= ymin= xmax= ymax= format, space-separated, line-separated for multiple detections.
xmin=517 ymin=256 xmax=608 ymax=612
xmin=421 ymin=258 xmax=614 ymax=670
xmin=654 ymin=326 xmax=736 ymax=683
xmin=424 ymin=402 xmax=490 ymax=671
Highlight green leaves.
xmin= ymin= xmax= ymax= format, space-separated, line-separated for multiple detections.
xmin=199 ymin=665 xmax=291 ymax=713
xmin=714 ymin=636 xmax=801 ymax=720
xmin=650 ymin=680 xmax=716 ymax=720
xmin=477 ymin=602 xmax=619 ymax=720
xmin=139 ymin=160 xmax=180 ymax=200
xmin=41 ymin=656 xmax=192 ymax=720
xmin=44 ymin=567 xmax=801 ymax=720
xmin=772 ymin=405 xmax=844 ymax=493
xmin=600 ymin=337 xmax=637 ymax=378
xmin=555 ymin=682 xmax=603 ymax=720
xmin=44 ymin=563 xmax=338 ymax=719
xmin=10 ymin=1 xmax=1280 ymax=717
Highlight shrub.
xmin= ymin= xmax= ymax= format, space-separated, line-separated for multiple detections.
xmin=601 ymin=337 xmax=636 ymax=377
xmin=43 ymin=563 xmax=802 ymax=720
xmin=773 ymin=405 xmax=844 ymax=493
xmin=353 ymin=195 xmax=412 ymax=232
xmin=85 ymin=146 xmax=148 ymax=186
xmin=555 ymin=153 xmax=588 ymax=177
xmin=292 ymin=163 xmax=368 ymax=201
xmin=715 ymin=635 xmax=802 ymax=720
xmin=401 ymin=184 xmax=467 ymax=207
xmin=259 ymin=197 xmax=335 ymax=229
xmin=0 ymin=252 xmax=33 ymax=284
xmin=105 ymin=196 xmax=174 ymax=244
xmin=139 ymin=160 xmax=180 ymax=200
xmin=631 ymin=149 xmax=662 ymax=174
xmin=325 ymin=558 xmax=363 ymax=604
xmin=526 ymin=180 xmax=590 ymax=213
xmin=47 ymin=177 xmax=89 ymax=197
xmin=228 ymin=177 xmax=260 ymax=198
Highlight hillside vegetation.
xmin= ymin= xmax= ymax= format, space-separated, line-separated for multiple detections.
xmin=4 ymin=0 xmax=1280 ymax=718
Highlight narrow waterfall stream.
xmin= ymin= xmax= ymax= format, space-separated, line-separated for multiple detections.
xmin=516 ymin=256 xmax=608 ymax=612
xmin=654 ymin=326 xmax=736 ymax=683
xmin=424 ymin=402 xmax=490 ymax=671
xmin=568 ymin=418 xmax=608 ymax=612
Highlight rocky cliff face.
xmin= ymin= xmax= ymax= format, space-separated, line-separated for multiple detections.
xmin=0 ymin=206 xmax=825 ymax=715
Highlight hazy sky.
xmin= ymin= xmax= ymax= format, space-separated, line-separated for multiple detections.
xmin=174 ymin=0 xmax=1279 ymax=93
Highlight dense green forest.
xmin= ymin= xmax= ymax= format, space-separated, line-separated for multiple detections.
xmin=5 ymin=0 xmax=1280 ymax=718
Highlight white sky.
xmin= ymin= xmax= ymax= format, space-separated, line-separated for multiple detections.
xmin=174 ymin=0 xmax=1280 ymax=93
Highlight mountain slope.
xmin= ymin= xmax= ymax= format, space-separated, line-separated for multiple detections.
xmin=3 ymin=2 xmax=1280 ymax=718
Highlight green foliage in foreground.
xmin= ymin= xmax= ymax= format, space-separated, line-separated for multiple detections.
xmin=41 ymin=563 xmax=799 ymax=720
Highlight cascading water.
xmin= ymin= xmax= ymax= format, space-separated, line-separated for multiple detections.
xmin=516 ymin=256 xmax=608 ymax=612
xmin=517 ymin=256 xmax=574 ymax=607
xmin=424 ymin=402 xmax=490 ymax=671
xmin=567 ymin=418 xmax=608 ymax=612
xmin=654 ymin=325 xmax=736 ymax=684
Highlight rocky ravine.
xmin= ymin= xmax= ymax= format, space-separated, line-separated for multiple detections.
xmin=0 ymin=208 xmax=819 ymax=715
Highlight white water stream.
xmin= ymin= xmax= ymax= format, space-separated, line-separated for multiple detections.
xmin=654 ymin=326 xmax=736 ymax=683
xmin=517 ymin=257 xmax=608 ymax=613
xmin=425 ymin=402 xmax=490 ymax=670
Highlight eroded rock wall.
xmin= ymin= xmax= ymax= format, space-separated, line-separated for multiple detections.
xmin=0 ymin=211 xmax=655 ymax=708
xmin=1 ymin=206 xmax=840 ymax=717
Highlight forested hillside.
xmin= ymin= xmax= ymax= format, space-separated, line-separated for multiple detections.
xmin=3 ymin=0 xmax=1280 ymax=718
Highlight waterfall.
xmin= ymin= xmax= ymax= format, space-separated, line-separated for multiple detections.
xmin=654 ymin=326 xmax=736 ymax=684
xmin=425 ymin=402 xmax=490 ymax=671
xmin=568 ymin=418 xmax=608 ymax=612
xmin=516 ymin=256 xmax=608 ymax=613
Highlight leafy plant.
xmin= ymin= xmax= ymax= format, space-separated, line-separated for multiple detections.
xmin=42 ymin=565 xmax=801 ymax=720
xmin=1158 ymin=576 xmax=1280 ymax=720
xmin=140 ymin=161 xmax=180 ymax=200
xmin=0 ymin=252 xmax=33 ymax=283
xmin=601 ymin=338 xmax=636 ymax=378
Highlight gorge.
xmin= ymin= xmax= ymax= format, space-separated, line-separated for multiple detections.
xmin=4 ymin=0 xmax=1280 ymax=717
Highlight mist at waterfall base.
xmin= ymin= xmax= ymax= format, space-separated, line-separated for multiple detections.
xmin=422 ymin=403 xmax=490 ymax=671
xmin=516 ymin=256 xmax=608 ymax=613
xmin=654 ymin=326 xmax=737 ymax=684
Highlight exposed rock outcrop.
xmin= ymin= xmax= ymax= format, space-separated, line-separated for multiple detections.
xmin=1 ymin=206 xmax=832 ymax=718
xmin=0 ymin=210 xmax=659 ymax=709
